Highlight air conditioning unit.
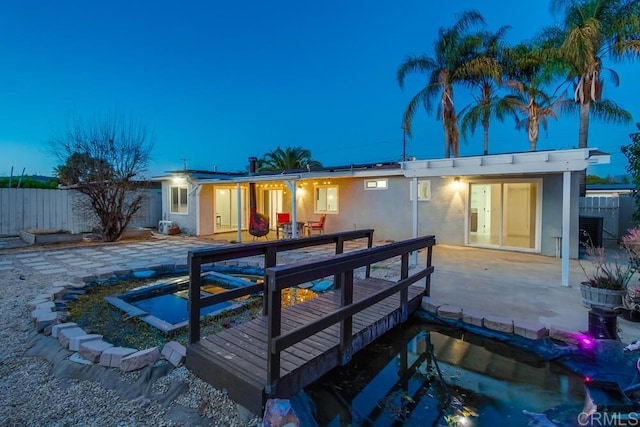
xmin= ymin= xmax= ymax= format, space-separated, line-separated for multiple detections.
xmin=158 ymin=220 xmax=174 ymax=234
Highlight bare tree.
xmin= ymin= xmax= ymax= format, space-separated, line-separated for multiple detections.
xmin=50 ymin=114 xmax=154 ymax=242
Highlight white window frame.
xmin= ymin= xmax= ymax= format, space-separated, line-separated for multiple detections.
xmin=314 ymin=185 xmax=339 ymax=214
xmin=409 ymin=180 xmax=431 ymax=201
xmin=364 ymin=179 xmax=388 ymax=190
xmin=170 ymin=185 xmax=189 ymax=214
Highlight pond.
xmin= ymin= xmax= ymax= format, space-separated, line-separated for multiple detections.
xmin=105 ymin=267 xmax=320 ymax=333
xmin=301 ymin=319 xmax=585 ymax=426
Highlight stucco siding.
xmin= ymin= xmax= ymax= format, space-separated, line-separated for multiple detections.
xmin=161 ymin=181 xmax=198 ymax=234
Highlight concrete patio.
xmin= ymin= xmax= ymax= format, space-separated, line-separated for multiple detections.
xmin=3 ymin=233 xmax=639 ymax=343
xmin=428 ymin=244 xmax=640 ymax=343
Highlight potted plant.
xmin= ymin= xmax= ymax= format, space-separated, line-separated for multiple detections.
xmin=579 ymin=229 xmax=640 ymax=310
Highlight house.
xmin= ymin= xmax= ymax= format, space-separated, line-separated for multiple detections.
xmin=156 ymin=148 xmax=610 ymax=286
xmin=586 ymin=183 xmax=634 ymax=198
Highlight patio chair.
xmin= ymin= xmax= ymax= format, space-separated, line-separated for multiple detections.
xmin=305 ymin=214 xmax=326 ymax=236
xmin=276 ymin=212 xmax=290 ymax=239
xmin=249 ymin=209 xmax=270 ymax=240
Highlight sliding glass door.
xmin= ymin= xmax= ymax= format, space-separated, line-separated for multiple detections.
xmin=468 ymin=180 xmax=540 ymax=250
xmin=215 ymin=187 xmax=247 ymax=232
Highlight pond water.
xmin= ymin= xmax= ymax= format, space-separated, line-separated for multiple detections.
xmin=106 ymin=268 xmax=320 ymax=332
xmin=303 ymin=319 xmax=585 ymax=426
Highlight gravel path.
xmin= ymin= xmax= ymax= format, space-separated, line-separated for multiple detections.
xmin=0 ymin=236 xmax=264 ymax=426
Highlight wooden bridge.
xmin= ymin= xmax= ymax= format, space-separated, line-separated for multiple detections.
xmin=185 ymin=230 xmax=435 ymax=414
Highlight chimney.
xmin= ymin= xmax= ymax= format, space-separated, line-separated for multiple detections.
xmin=249 ymin=157 xmax=258 ymax=174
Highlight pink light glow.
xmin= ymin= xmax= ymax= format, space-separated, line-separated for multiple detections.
xmin=576 ymin=334 xmax=596 ymax=350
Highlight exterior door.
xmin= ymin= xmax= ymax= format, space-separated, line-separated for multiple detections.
xmin=263 ymin=189 xmax=283 ymax=230
xmin=468 ymin=181 xmax=540 ymax=251
xmin=215 ymin=187 xmax=247 ymax=232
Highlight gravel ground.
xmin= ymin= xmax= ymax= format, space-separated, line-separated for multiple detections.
xmin=0 ymin=241 xmax=262 ymax=427
xmin=0 ymin=236 xmax=396 ymax=426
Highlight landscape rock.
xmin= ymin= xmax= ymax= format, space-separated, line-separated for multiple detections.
xmin=421 ymin=296 xmax=441 ymax=314
xmin=161 ymin=341 xmax=186 ymax=367
xmin=69 ymin=334 xmax=103 ymax=351
xmin=437 ymin=304 xmax=463 ymax=320
xmin=514 ymin=321 xmax=549 ymax=340
xmin=51 ymin=322 xmax=78 ymax=338
xmin=549 ymin=327 xmax=579 ymax=345
xmin=263 ymin=399 xmax=299 ymax=427
xmin=34 ymin=311 xmax=58 ymax=332
xmin=483 ymin=315 xmax=514 ymax=333
xmin=120 ymin=347 xmax=160 ymax=372
xmin=79 ymin=340 xmax=114 ymax=363
xmin=58 ymin=327 xmax=87 ymax=349
xmin=462 ymin=309 xmax=484 ymax=327
xmin=99 ymin=347 xmax=138 ymax=368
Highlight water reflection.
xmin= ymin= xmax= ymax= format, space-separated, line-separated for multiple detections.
xmin=304 ymin=319 xmax=584 ymax=426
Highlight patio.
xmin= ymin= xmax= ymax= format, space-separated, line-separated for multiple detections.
xmin=428 ymin=244 xmax=640 ymax=343
xmin=4 ymin=233 xmax=639 ymax=343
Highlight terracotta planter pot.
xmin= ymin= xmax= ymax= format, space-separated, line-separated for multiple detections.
xmin=579 ymin=282 xmax=625 ymax=310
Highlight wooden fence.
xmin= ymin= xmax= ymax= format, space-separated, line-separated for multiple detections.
xmin=0 ymin=188 xmax=162 ymax=236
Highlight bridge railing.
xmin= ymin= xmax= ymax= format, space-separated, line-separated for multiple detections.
xmin=264 ymin=235 xmax=436 ymax=396
xmin=188 ymin=229 xmax=374 ymax=344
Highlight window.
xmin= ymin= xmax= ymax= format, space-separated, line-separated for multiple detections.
xmin=170 ymin=185 xmax=188 ymax=214
xmin=364 ymin=179 xmax=388 ymax=190
xmin=409 ymin=180 xmax=431 ymax=201
xmin=314 ymin=185 xmax=338 ymax=213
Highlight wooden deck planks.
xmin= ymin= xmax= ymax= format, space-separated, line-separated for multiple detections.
xmin=186 ymin=277 xmax=425 ymax=414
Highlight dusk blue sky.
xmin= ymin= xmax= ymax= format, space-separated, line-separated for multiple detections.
xmin=1 ymin=1 xmax=638 ymax=178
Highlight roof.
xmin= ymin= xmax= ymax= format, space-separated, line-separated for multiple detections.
xmin=586 ymin=183 xmax=634 ymax=192
xmin=401 ymin=148 xmax=609 ymax=177
xmin=155 ymin=148 xmax=610 ymax=184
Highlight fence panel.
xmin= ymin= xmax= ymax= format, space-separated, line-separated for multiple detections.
xmin=0 ymin=188 xmax=161 ymax=236
xmin=579 ymin=196 xmax=620 ymax=242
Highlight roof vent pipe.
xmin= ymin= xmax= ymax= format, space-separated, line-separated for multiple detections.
xmin=248 ymin=157 xmax=258 ymax=174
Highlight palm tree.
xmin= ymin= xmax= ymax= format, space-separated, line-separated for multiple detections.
xmin=398 ymin=10 xmax=486 ymax=158
xmin=548 ymin=0 xmax=639 ymax=149
xmin=501 ymin=43 xmax=565 ymax=151
xmin=257 ymin=146 xmax=322 ymax=172
xmin=459 ymin=26 xmax=514 ymax=155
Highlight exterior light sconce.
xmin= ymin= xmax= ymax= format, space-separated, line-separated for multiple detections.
xmin=172 ymin=175 xmax=186 ymax=185
xmin=453 ymin=177 xmax=461 ymax=190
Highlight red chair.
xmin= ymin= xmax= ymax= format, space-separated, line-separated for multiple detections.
xmin=276 ymin=212 xmax=290 ymax=239
xmin=305 ymin=214 xmax=326 ymax=236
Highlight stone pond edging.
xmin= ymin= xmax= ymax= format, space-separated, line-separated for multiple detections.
xmin=29 ymin=278 xmax=187 ymax=371
xmin=27 ymin=259 xmax=264 ymax=372
xmin=422 ymin=296 xmax=584 ymax=345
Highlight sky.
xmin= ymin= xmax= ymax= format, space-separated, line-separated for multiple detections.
xmin=0 ymin=1 xmax=638 ymax=179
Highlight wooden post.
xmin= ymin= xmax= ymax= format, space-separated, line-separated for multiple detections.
xmin=188 ymin=256 xmax=202 ymax=344
xmin=266 ymin=272 xmax=282 ymax=396
xmin=425 ymin=243 xmax=433 ymax=297
xmin=339 ymin=270 xmax=354 ymax=365
xmin=263 ymin=246 xmax=277 ymax=316
xmin=333 ymin=237 xmax=345 ymax=289
xmin=365 ymin=230 xmax=373 ymax=278
xmin=400 ymin=253 xmax=409 ymax=321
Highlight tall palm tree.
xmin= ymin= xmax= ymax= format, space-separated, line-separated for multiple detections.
xmin=398 ymin=10 xmax=486 ymax=158
xmin=459 ymin=26 xmax=514 ymax=155
xmin=501 ymin=43 xmax=565 ymax=151
xmin=548 ymin=0 xmax=639 ymax=149
xmin=257 ymin=146 xmax=322 ymax=172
